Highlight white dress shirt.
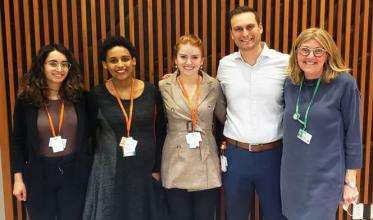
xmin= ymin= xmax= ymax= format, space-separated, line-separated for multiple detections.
xmin=217 ymin=43 xmax=289 ymax=144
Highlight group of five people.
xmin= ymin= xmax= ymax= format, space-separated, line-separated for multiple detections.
xmin=11 ymin=6 xmax=361 ymax=220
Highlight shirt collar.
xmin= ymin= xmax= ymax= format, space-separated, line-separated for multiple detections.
xmin=234 ymin=42 xmax=274 ymax=61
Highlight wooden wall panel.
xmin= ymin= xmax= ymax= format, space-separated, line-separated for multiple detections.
xmin=71 ymin=0 xmax=80 ymax=62
xmin=138 ymin=0 xmax=145 ymax=80
xmin=61 ymin=0 xmax=69 ymax=47
xmin=156 ymin=0 xmax=164 ymax=79
xmin=42 ymin=0 xmax=50 ymax=44
xmin=0 ymin=1 xmax=372 ymax=220
xmin=0 ymin=7 xmax=13 ymax=220
xmin=52 ymin=0 xmax=59 ymax=43
xmin=23 ymin=0 xmax=32 ymax=68
xmin=32 ymin=0 xmax=41 ymax=51
xmin=147 ymin=0 xmax=155 ymax=83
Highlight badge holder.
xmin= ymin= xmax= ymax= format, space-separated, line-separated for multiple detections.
xmin=49 ymin=136 xmax=66 ymax=153
xmin=297 ymin=129 xmax=312 ymax=144
xmin=220 ymin=141 xmax=228 ymax=172
xmin=120 ymin=136 xmax=137 ymax=157
xmin=186 ymin=132 xmax=202 ymax=148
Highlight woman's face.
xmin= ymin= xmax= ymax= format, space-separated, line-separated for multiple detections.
xmin=102 ymin=46 xmax=136 ymax=81
xmin=297 ymin=39 xmax=328 ymax=79
xmin=175 ymin=43 xmax=203 ymax=76
xmin=43 ymin=50 xmax=71 ymax=88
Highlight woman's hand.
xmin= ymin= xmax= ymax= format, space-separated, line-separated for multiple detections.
xmin=161 ymin=73 xmax=173 ymax=80
xmin=152 ymin=172 xmax=161 ymax=182
xmin=343 ymin=169 xmax=359 ymax=205
xmin=13 ymin=173 xmax=27 ymax=201
xmin=343 ymin=184 xmax=359 ymax=205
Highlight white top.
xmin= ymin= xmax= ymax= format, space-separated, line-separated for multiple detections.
xmin=217 ymin=43 xmax=289 ymax=144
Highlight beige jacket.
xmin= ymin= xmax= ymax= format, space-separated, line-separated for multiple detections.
xmin=159 ymin=71 xmax=226 ymax=191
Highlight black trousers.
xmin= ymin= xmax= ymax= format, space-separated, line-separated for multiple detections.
xmin=26 ymin=155 xmax=85 ymax=220
xmin=165 ymin=187 xmax=219 ymax=220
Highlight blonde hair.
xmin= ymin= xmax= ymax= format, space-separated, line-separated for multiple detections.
xmin=287 ymin=28 xmax=349 ymax=84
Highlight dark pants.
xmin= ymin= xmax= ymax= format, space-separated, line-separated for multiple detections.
xmin=165 ymin=187 xmax=219 ymax=220
xmin=223 ymin=144 xmax=284 ymax=220
xmin=26 ymin=155 xmax=85 ymax=220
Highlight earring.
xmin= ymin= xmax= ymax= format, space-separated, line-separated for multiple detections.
xmin=198 ymin=65 xmax=205 ymax=75
xmin=174 ymin=64 xmax=178 ymax=72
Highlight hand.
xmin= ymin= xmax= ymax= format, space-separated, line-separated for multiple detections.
xmin=220 ymin=141 xmax=227 ymax=150
xmin=343 ymin=184 xmax=359 ymax=206
xmin=152 ymin=172 xmax=161 ymax=182
xmin=220 ymin=141 xmax=227 ymax=154
xmin=161 ymin=73 xmax=173 ymax=80
xmin=13 ymin=179 xmax=27 ymax=201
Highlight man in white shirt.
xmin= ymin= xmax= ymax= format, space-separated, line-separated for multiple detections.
xmin=217 ymin=6 xmax=288 ymax=220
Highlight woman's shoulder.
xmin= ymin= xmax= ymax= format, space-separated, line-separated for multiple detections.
xmin=158 ymin=74 xmax=175 ymax=89
xmin=336 ymin=72 xmax=354 ymax=82
xmin=143 ymin=80 xmax=156 ymax=89
xmin=334 ymin=72 xmax=358 ymax=89
xmin=284 ymin=77 xmax=298 ymax=91
xmin=201 ymin=72 xmax=220 ymax=86
xmin=89 ymin=84 xmax=106 ymax=96
xmin=14 ymin=97 xmax=37 ymax=109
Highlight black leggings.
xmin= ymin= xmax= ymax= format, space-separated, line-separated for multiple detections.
xmin=26 ymin=155 xmax=85 ymax=220
xmin=165 ymin=187 xmax=219 ymax=220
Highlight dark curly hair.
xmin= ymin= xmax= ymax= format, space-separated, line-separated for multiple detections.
xmin=17 ymin=44 xmax=84 ymax=106
xmin=99 ymin=35 xmax=137 ymax=61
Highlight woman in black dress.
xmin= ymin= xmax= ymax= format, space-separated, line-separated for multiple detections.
xmin=11 ymin=44 xmax=91 ymax=220
xmin=83 ymin=36 xmax=166 ymax=220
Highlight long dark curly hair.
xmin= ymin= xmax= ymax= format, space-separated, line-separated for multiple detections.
xmin=17 ymin=44 xmax=84 ymax=106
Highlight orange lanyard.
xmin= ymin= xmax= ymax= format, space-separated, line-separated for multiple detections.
xmin=177 ymin=75 xmax=201 ymax=131
xmin=111 ymin=79 xmax=135 ymax=137
xmin=44 ymin=101 xmax=65 ymax=137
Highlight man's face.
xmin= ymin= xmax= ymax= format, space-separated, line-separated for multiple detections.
xmin=230 ymin=12 xmax=263 ymax=51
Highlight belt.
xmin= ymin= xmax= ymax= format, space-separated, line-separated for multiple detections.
xmin=226 ymin=137 xmax=282 ymax=152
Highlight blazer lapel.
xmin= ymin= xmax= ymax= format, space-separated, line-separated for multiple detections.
xmin=167 ymin=74 xmax=191 ymax=116
xmin=198 ymin=72 xmax=213 ymax=106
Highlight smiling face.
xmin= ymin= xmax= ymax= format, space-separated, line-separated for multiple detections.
xmin=297 ymin=39 xmax=328 ymax=79
xmin=230 ymin=12 xmax=263 ymax=51
xmin=43 ymin=50 xmax=70 ymax=88
xmin=175 ymin=43 xmax=204 ymax=76
xmin=102 ymin=46 xmax=136 ymax=82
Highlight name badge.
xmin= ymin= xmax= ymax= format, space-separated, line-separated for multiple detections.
xmin=220 ymin=155 xmax=228 ymax=172
xmin=185 ymin=132 xmax=202 ymax=148
xmin=120 ymin=136 xmax=137 ymax=157
xmin=49 ymin=136 xmax=66 ymax=153
xmin=297 ymin=129 xmax=312 ymax=144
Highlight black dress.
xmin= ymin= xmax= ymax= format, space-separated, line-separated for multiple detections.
xmin=83 ymin=82 xmax=166 ymax=220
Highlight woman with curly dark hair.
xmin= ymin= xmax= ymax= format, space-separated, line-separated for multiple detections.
xmin=11 ymin=44 xmax=91 ymax=220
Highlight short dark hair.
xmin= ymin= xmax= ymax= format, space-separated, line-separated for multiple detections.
xmin=99 ymin=35 xmax=136 ymax=61
xmin=229 ymin=6 xmax=261 ymax=28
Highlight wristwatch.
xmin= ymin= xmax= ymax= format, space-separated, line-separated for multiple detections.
xmin=345 ymin=180 xmax=357 ymax=188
